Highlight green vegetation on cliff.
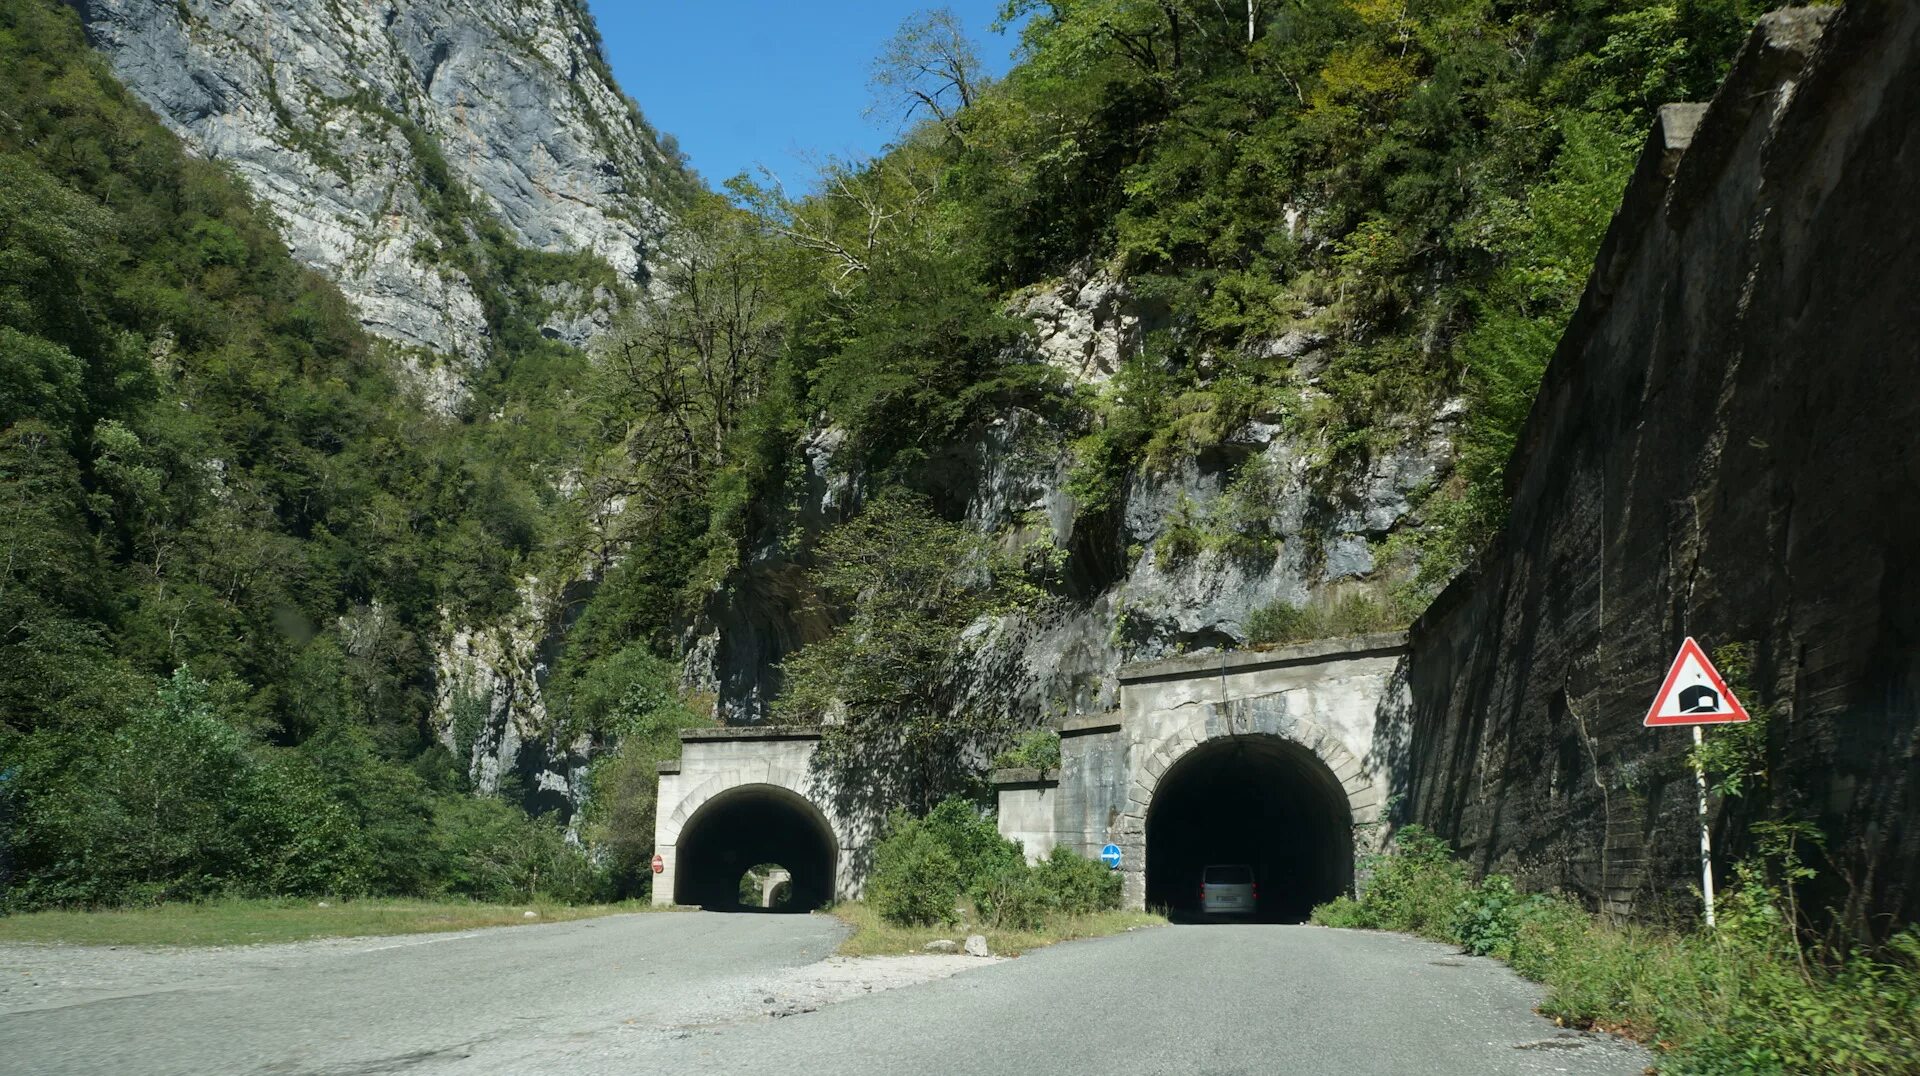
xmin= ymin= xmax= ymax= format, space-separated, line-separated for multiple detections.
xmin=617 ymin=0 xmax=1779 ymax=804
xmin=1 ymin=0 xmax=1792 ymax=910
xmin=0 ymin=2 xmax=667 ymax=909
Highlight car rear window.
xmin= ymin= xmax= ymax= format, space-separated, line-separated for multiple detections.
xmin=1204 ymin=865 xmax=1252 ymax=884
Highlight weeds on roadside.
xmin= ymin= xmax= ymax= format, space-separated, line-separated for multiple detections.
xmin=1313 ymin=826 xmax=1920 ymax=1074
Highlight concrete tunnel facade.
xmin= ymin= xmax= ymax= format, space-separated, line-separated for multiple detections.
xmin=653 ymin=634 xmax=1405 ymax=913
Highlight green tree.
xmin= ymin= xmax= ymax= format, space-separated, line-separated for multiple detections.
xmin=776 ymin=493 xmax=1034 ymax=814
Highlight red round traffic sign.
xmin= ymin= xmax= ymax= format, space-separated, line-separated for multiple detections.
xmin=650 ymin=853 xmax=665 ymax=874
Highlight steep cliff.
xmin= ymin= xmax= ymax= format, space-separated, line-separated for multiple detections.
xmin=1395 ymin=5 xmax=1920 ymax=934
xmin=66 ymin=0 xmax=699 ymax=805
xmin=75 ymin=0 xmax=683 ymax=408
xmin=688 ymin=270 xmax=1455 ymax=725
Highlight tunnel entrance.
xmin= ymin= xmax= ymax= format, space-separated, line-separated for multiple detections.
xmin=673 ymin=785 xmax=836 ymax=911
xmin=737 ymin=863 xmax=793 ymax=909
xmin=1145 ymin=734 xmax=1354 ymax=922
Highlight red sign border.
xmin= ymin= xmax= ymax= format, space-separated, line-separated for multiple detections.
xmin=1644 ymin=636 xmax=1751 ymax=727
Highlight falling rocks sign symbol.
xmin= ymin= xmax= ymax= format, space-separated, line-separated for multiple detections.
xmin=1645 ymin=637 xmax=1751 ymax=727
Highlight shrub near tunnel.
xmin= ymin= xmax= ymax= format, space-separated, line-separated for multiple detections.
xmin=866 ymin=798 xmax=1119 ymax=929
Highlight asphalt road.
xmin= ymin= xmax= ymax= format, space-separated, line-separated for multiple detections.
xmin=0 ymin=912 xmax=1651 ymax=1075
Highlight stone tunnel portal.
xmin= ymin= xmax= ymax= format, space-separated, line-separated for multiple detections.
xmin=1145 ymin=735 xmax=1354 ymax=922
xmin=672 ymin=784 xmax=838 ymax=911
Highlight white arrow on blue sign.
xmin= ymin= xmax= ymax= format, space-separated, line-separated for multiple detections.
xmin=1100 ymin=843 xmax=1123 ymax=869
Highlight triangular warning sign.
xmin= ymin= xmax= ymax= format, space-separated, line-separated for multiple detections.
xmin=1644 ymin=637 xmax=1750 ymax=727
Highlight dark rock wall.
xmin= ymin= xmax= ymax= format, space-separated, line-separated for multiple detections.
xmin=1398 ymin=4 xmax=1920 ymax=934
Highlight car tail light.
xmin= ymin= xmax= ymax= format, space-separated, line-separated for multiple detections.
xmin=1252 ymin=883 xmax=1259 ymax=898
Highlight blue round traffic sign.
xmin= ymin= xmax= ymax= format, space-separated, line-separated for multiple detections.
xmin=1100 ymin=843 xmax=1123 ymax=869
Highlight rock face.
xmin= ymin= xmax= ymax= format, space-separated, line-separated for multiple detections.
xmin=75 ymin=0 xmax=679 ymax=406
xmin=691 ymin=361 xmax=1455 ymax=725
xmin=946 ymin=404 xmax=1450 ymax=724
xmin=1019 ymin=267 xmax=1146 ymax=384
xmin=1395 ymin=7 xmax=1920 ymax=932
xmin=74 ymin=0 xmax=683 ymax=811
xmin=432 ymin=579 xmax=594 ymax=817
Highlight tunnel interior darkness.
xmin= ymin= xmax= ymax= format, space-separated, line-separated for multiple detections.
xmin=673 ymin=785 xmax=837 ymax=911
xmin=1145 ymin=735 xmax=1354 ymax=922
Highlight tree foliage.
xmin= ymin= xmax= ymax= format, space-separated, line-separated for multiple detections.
xmin=0 ymin=0 xmax=1786 ymax=906
xmin=0 ymin=2 xmax=635 ymax=908
xmin=776 ymin=493 xmax=1039 ymax=813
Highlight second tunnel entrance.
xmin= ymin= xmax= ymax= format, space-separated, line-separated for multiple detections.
xmin=1144 ymin=734 xmax=1354 ymax=922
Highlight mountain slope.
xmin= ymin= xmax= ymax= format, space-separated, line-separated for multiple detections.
xmin=75 ymin=0 xmax=688 ymax=408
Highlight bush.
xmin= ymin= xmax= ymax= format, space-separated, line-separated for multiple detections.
xmin=1319 ymin=825 xmax=1472 ymax=935
xmin=1034 ymin=846 xmax=1121 ymax=917
xmin=868 ymin=798 xmax=1119 ymax=929
xmin=973 ymin=860 xmax=1053 ymax=930
xmin=993 ymin=728 xmax=1061 ymax=772
xmin=919 ymin=797 xmax=1026 ymax=893
xmin=4 ymin=669 xmax=377 ymax=909
xmin=1452 ymin=873 xmax=1532 ymax=957
xmin=431 ymin=796 xmax=604 ymax=904
xmin=973 ymin=848 xmax=1120 ymax=929
xmin=1310 ymin=895 xmax=1371 ymax=929
xmin=867 ymin=817 xmax=966 ymax=927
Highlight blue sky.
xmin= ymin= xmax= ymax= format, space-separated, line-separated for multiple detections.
xmin=586 ymin=2 xmax=1024 ymax=193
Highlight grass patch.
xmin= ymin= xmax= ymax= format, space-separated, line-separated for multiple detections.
xmin=1245 ymin=592 xmax=1404 ymax=648
xmin=0 ymin=897 xmax=668 ymax=948
xmin=1313 ymin=827 xmax=1920 ymax=1074
xmin=829 ymin=900 xmax=1164 ymax=957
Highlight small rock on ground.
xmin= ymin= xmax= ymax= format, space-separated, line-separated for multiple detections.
xmin=964 ymin=935 xmax=991 ymax=958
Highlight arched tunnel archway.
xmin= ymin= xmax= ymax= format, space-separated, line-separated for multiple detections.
xmin=1145 ymin=735 xmax=1354 ymax=922
xmin=674 ymin=785 xmax=837 ymax=911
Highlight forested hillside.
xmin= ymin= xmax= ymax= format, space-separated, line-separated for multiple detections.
xmin=599 ymin=0 xmax=1778 ymax=804
xmin=0 ymin=1 xmax=671 ymax=906
xmin=1 ymin=0 xmax=1784 ymax=908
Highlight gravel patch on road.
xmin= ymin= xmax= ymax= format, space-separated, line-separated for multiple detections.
xmin=0 ymin=928 xmax=991 ymax=1028
xmin=0 ymin=931 xmax=490 ymax=1015
xmin=739 ymin=953 xmax=996 ymax=1019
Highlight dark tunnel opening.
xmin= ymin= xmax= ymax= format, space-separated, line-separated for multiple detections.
xmin=1145 ymin=735 xmax=1354 ymax=922
xmin=673 ymin=785 xmax=837 ymax=912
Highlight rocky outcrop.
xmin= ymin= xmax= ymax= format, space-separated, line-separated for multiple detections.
xmin=1019 ymin=267 xmax=1149 ymax=384
xmin=73 ymin=0 xmax=690 ymax=813
xmin=690 ymin=373 xmax=1455 ymax=725
xmin=1395 ymin=6 xmax=1920 ymax=933
xmin=76 ymin=0 xmax=679 ymax=407
xmin=430 ymin=566 xmax=615 ymax=821
xmin=946 ymin=401 xmax=1450 ymax=722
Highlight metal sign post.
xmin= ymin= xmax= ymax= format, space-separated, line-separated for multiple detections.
xmin=1644 ymin=637 xmax=1749 ymax=928
xmin=1692 ymin=725 xmax=1717 ymax=927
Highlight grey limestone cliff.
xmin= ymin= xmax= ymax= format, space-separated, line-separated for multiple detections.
xmin=76 ymin=0 xmax=680 ymax=409
xmin=687 ymin=272 xmax=1457 ymax=726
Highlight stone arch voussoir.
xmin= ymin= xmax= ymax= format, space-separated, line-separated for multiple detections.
xmin=1119 ymin=714 xmax=1380 ymax=838
xmin=659 ymin=767 xmax=843 ymax=850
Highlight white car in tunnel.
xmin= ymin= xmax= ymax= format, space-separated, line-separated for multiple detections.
xmin=1200 ymin=864 xmax=1257 ymax=915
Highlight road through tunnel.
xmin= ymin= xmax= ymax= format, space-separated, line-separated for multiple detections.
xmin=1145 ymin=735 xmax=1353 ymax=921
xmin=673 ymin=785 xmax=837 ymax=911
